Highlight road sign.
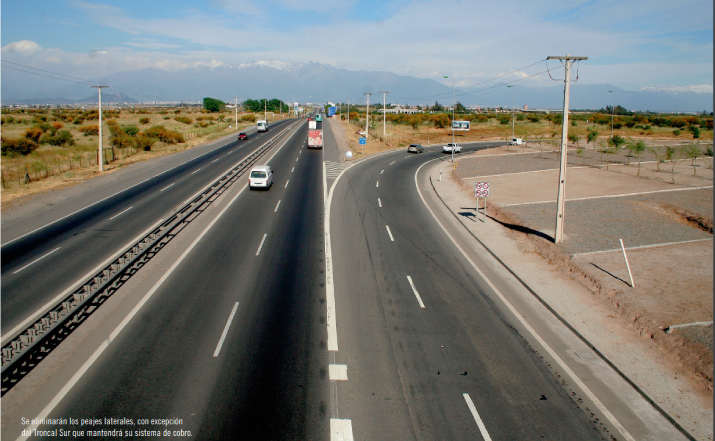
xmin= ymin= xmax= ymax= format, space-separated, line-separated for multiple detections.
xmin=327 ymin=106 xmax=336 ymax=117
xmin=452 ymin=120 xmax=470 ymax=131
xmin=359 ymin=137 xmax=366 ymax=145
xmin=346 ymin=151 xmax=353 ymax=158
xmin=474 ymin=182 xmax=490 ymax=198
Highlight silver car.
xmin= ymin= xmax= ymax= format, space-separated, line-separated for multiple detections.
xmin=407 ymin=144 xmax=424 ymax=153
xmin=442 ymin=143 xmax=462 ymax=153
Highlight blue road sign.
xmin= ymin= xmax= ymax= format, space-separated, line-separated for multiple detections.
xmin=359 ymin=137 xmax=366 ymax=145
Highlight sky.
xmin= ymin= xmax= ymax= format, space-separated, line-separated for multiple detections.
xmin=1 ymin=0 xmax=713 ymax=93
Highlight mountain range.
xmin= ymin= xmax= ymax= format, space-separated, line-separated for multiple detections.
xmin=2 ymin=60 xmax=712 ymax=112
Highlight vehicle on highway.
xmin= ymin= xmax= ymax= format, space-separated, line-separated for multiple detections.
xmin=257 ymin=120 xmax=268 ymax=132
xmin=442 ymin=143 xmax=462 ymax=153
xmin=509 ymin=137 xmax=523 ymax=145
xmin=315 ymin=114 xmax=322 ymax=122
xmin=238 ymin=132 xmax=248 ymax=140
xmin=248 ymin=165 xmax=273 ymax=190
xmin=308 ymin=130 xmax=323 ymax=149
xmin=407 ymin=144 xmax=424 ymax=153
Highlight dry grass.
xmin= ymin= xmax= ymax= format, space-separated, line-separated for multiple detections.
xmin=1 ymin=107 xmax=292 ymax=206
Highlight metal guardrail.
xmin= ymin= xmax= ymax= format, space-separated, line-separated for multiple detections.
xmin=1 ymin=120 xmax=303 ymax=395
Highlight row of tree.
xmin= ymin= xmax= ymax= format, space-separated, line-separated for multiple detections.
xmin=243 ymin=99 xmax=289 ymax=113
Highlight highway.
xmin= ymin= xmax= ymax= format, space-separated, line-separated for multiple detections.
xmin=1 ymin=119 xmax=293 ymax=338
xmin=1 ymin=113 xmax=686 ymax=440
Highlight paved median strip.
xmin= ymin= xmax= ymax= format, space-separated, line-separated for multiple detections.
xmin=213 ymin=302 xmax=239 ymax=357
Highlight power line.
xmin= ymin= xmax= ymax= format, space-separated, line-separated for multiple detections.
xmin=1 ymin=60 xmax=176 ymax=103
xmin=391 ymin=58 xmax=547 ymax=102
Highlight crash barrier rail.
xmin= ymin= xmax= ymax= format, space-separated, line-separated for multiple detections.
xmin=1 ymin=119 xmax=303 ymax=395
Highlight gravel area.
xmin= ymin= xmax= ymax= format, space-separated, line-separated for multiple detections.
xmin=672 ymin=325 xmax=714 ymax=356
xmin=506 ymin=193 xmax=713 ymax=255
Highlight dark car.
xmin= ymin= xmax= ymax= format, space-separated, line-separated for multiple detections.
xmin=407 ymin=144 xmax=424 ymax=153
xmin=238 ymin=132 xmax=248 ymax=140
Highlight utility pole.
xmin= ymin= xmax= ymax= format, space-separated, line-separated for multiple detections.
xmin=507 ymin=85 xmax=516 ymax=139
xmin=264 ymin=99 xmax=267 ymax=122
xmin=444 ymin=76 xmax=456 ymax=146
xmin=91 ymin=85 xmax=108 ymax=172
xmin=379 ymin=91 xmax=389 ymax=137
xmin=233 ymin=97 xmax=239 ymax=130
xmin=608 ymin=90 xmax=615 ymax=138
xmin=547 ymin=55 xmax=588 ymax=244
xmin=364 ymin=93 xmax=371 ymax=141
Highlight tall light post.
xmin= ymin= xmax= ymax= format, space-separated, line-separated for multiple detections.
xmin=233 ymin=97 xmax=239 ymax=130
xmin=91 ymin=85 xmax=108 ymax=172
xmin=608 ymin=90 xmax=615 ymax=138
xmin=264 ymin=99 xmax=267 ymax=122
xmin=443 ymin=75 xmax=455 ymax=146
xmin=507 ymin=85 xmax=516 ymax=139
xmin=364 ymin=93 xmax=372 ymax=142
xmin=379 ymin=91 xmax=389 ymax=137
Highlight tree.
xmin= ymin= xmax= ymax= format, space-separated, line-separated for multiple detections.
xmin=568 ymin=132 xmax=581 ymax=149
xmin=665 ymin=146 xmax=679 ymax=183
xmin=587 ymin=127 xmax=598 ymax=148
xmin=632 ymin=140 xmax=647 ymax=176
xmin=608 ymin=135 xmax=626 ymax=150
xmin=454 ymin=101 xmax=467 ymax=113
xmin=432 ymin=101 xmax=444 ymax=112
xmin=682 ymin=142 xmax=702 ymax=176
xmin=203 ymin=97 xmax=225 ymax=113
xmin=648 ymin=143 xmax=663 ymax=171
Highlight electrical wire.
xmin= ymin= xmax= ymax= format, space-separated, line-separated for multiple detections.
xmin=1 ymin=60 xmax=177 ymax=103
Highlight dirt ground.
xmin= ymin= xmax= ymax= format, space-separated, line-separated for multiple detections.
xmin=453 ymin=145 xmax=714 ymax=394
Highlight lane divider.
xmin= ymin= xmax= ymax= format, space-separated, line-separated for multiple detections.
xmin=256 ymin=234 xmax=267 ymax=256
xmin=109 ymin=206 xmax=133 ymax=220
xmin=463 ymin=393 xmax=492 ymax=441
xmin=213 ymin=302 xmax=239 ymax=357
xmin=191 ymin=169 xmax=201 ymax=175
xmin=160 ymin=183 xmax=176 ymax=192
xmin=385 ymin=225 xmax=394 ymax=242
xmin=12 ymin=248 xmax=61 ymax=275
xmin=406 ymin=276 xmax=425 ymax=308
xmin=274 ymin=200 xmax=281 ymax=212
xmin=378 ymin=198 xmax=382 ymax=208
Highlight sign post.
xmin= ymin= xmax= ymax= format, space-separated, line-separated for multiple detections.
xmin=474 ymin=182 xmax=490 ymax=222
xmin=359 ymin=136 xmax=366 ymax=155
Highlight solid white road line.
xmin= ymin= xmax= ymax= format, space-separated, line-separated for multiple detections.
xmin=414 ymin=159 xmax=636 ymax=441
xmin=15 ymin=174 xmax=256 ymax=441
xmin=109 ymin=206 xmax=133 ymax=220
xmin=256 ymin=234 xmax=267 ymax=256
xmin=330 ymin=419 xmax=354 ymax=441
xmin=285 ymin=180 xmax=290 ymax=189
xmin=191 ymin=168 xmax=201 ymax=174
xmin=213 ymin=302 xmax=239 ymax=357
xmin=406 ymin=276 xmax=425 ymax=308
xmin=160 ymin=183 xmax=176 ymax=192
xmin=274 ymin=200 xmax=281 ymax=212
xmin=389 ymin=161 xmax=396 ymax=165
xmin=329 ymin=364 xmax=348 ymax=381
xmin=504 ymin=185 xmax=713 ymax=207
xmin=291 ymin=167 xmax=295 ymax=173
xmin=12 ymin=248 xmax=61 ymax=274
xmin=378 ymin=198 xmax=382 ymax=208
xmin=376 ymin=181 xmax=379 ymax=188
xmin=463 ymin=393 xmax=492 ymax=441
xmin=573 ymin=237 xmax=714 ymax=256
xmin=386 ymin=225 xmax=394 ymax=242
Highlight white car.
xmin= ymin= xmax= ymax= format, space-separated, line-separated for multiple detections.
xmin=442 ymin=143 xmax=462 ymax=153
xmin=249 ymin=165 xmax=273 ymax=190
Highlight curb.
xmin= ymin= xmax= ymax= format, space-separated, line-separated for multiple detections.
xmin=427 ymin=169 xmax=697 ymax=441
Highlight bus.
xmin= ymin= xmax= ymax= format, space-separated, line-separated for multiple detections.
xmin=315 ymin=114 xmax=322 ymax=122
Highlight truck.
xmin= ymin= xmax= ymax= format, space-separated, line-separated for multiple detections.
xmin=308 ymin=130 xmax=323 ymax=149
xmin=257 ymin=120 xmax=268 ymax=132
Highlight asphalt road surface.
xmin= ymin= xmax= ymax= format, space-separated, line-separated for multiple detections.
xmin=1 ymin=119 xmax=293 ymax=337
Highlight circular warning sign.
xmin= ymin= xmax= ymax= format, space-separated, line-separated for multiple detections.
xmin=474 ymin=182 xmax=490 ymax=197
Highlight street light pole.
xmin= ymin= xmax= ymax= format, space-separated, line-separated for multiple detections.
xmin=91 ymin=85 xmax=108 ymax=172
xmin=443 ymin=76 xmax=455 ymax=146
xmin=547 ymin=54 xmax=588 ymax=244
xmin=264 ymin=99 xmax=267 ymax=122
xmin=379 ymin=91 xmax=389 ymax=138
xmin=608 ymin=90 xmax=615 ymax=138
xmin=507 ymin=85 xmax=516 ymax=139
xmin=233 ymin=97 xmax=239 ymax=130
xmin=364 ymin=93 xmax=371 ymax=142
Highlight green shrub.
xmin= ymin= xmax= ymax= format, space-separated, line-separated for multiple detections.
xmin=136 ymin=134 xmax=158 ymax=151
xmin=79 ymin=125 xmax=99 ymax=136
xmin=40 ymin=130 xmax=74 ymax=146
xmin=123 ymin=125 xmax=140 ymax=137
xmin=144 ymin=125 xmax=184 ymax=144
xmin=613 ymin=122 xmax=623 ymax=129
xmin=2 ymin=137 xmax=39 ymax=156
xmin=241 ymin=114 xmax=256 ymax=122
xmin=498 ymin=116 xmax=510 ymax=125
xmin=517 ymin=114 xmax=525 ymax=121
xmin=139 ymin=117 xmax=151 ymax=125
xmin=175 ymin=116 xmax=193 ymax=125
xmin=24 ymin=127 xmax=44 ymax=143
xmin=689 ymin=125 xmax=700 ymax=139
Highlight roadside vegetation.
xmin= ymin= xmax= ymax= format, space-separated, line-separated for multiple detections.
xmin=0 ymin=104 xmax=290 ymax=202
